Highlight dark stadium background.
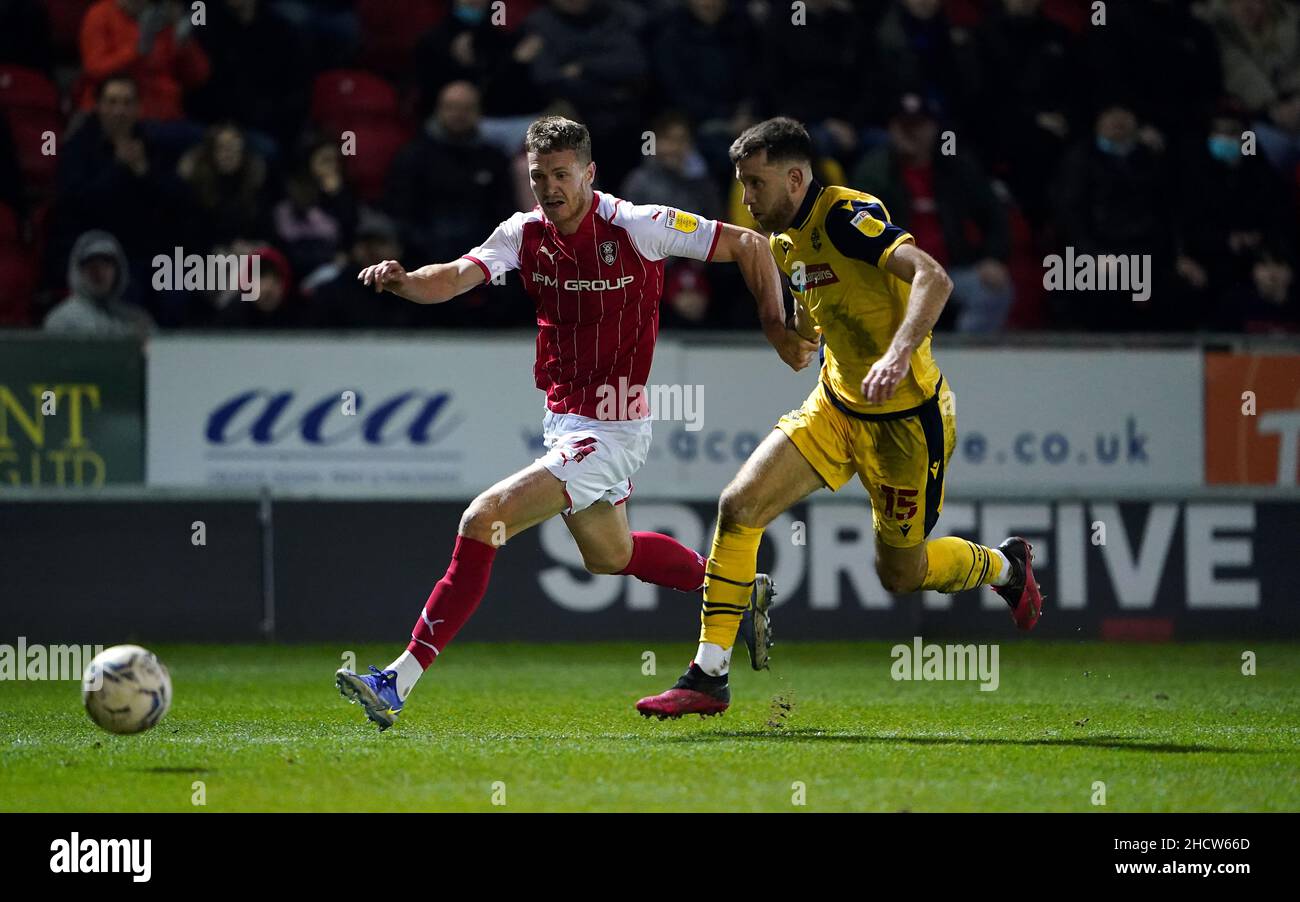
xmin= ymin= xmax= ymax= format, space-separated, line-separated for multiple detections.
xmin=0 ymin=0 xmax=1298 ymax=645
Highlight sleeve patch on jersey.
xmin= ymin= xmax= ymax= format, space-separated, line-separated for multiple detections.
xmin=850 ymin=209 xmax=886 ymax=238
xmin=664 ymin=209 xmax=698 ymax=234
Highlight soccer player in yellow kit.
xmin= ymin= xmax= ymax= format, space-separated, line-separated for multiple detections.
xmin=637 ymin=118 xmax=1044 ymax=718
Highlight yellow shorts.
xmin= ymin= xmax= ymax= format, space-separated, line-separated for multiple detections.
xmin=776 ymin=375 xmax=956 ymax=548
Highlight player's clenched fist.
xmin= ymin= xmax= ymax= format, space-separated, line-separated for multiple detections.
xmin=358 ymin=259 xmax=407 ymax=293
xmin=774 ymin=328 xmax=819 ymax=372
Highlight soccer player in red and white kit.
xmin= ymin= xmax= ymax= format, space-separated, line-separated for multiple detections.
xmin=337 ymin=117 xmax=817 ymax=729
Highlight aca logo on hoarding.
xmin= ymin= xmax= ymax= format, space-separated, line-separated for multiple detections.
xmin=205 ymin=389 xmax=461 ymax=449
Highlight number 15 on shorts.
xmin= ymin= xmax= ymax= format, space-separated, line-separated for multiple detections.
xmin=879 ymin=484 xmax=918 ymax=521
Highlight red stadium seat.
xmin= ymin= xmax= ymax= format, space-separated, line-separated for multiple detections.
xmin=357 ymin=0 xmax=447 ymax=79
xmin=1004 ymin=203 xmax=1047 ymax=330
xmin=0 ymin=66 xmax=63 ymax=199
xmin=1042 ymin=0 xmax=1089 ymax=34
xmin=944 ymin=0 xmax=985 ymax=28
xmin=342 ymin=120 xmax=413 ymax=203
xmin=310 ymin=69 xmax=401 ymax=133
xmin=7 ymin=112 xmax=61 ymax=200
xmin=0 ymin=66 xmax=61 ymax=118
xmin=0 ymin=247 xmax=37 ymax=327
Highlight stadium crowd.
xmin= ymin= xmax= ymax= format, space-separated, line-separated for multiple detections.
xmin=0 ymin=0 xmax=1297 ymax=335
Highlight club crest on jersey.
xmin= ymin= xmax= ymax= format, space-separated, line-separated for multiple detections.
xmin=664 ymin=209 xmax=698 ymax=234
xmin=599 ymin=240 xmax=618 ymax=265
xmin=811 ymin=227 xmax=822 ymax=251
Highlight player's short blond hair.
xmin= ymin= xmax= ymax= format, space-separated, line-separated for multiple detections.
xmin=525 ymin=116 xmax=592 ymax=164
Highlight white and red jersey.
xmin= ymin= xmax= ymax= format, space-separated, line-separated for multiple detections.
xmin=461 ymin=191 xmax=722 ymax=419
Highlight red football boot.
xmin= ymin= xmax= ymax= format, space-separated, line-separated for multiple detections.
xmin=636 ymin=663 xmax=730 ymax=719
xmin=992 ymin=536 xmax=1044 ymax=630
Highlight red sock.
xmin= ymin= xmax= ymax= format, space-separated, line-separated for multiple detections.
xmin=407 ymin=535 xmax=497 ymax=668
xmin=618 ymin=531 xmax=706 ymax=593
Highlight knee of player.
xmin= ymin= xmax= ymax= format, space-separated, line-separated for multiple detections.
xmin=458 ymin=498 xmax=502 ymax=541
xmin=876 ymin=560 xmax=922 ymax=594
xmin=717 ymin=487 xmax=762 ymax=530
xmin=582 ymin=549 xmax=631 ymax=575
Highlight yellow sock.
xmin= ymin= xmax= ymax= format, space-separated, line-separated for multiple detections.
xmin=697 ymin=523 xmax=764 ymax=649
xmin=921 ymin=536 xmax=1005 ymax=593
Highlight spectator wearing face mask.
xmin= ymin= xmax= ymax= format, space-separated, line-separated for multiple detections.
xmin=1177 ymin=103 xmax=1295 ymax=322
xmin=1253 ymin=88 xmax=1300 ymax=177
xmin=44 ymin=229 xmax=153 ymax=338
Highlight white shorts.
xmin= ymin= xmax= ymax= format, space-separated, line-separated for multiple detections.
xmin=536 ymin=410 xmax=652 ymax=514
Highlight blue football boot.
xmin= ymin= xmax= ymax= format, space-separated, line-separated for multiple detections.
xmin=336 ymin=665 xmax=403 ymax=731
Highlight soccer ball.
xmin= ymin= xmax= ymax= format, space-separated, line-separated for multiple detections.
xmin=81 ymin=645 xmax=172 ymax=735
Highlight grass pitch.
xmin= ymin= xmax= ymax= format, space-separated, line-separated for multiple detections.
xmin=1 ymin=641 xmax=1296 ymax=812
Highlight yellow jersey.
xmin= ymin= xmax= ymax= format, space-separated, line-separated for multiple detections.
xmin=769 ymin=180 xmax=942 ymax=415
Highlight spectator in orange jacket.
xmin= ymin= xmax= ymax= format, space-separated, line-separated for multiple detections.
xmin=78 ymin=0 xmax=210 ymax=121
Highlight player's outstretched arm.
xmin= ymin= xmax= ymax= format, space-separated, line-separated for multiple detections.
xmin=861 ymin=242 xmax=954 ymax=402
xmin=710 ymin=222 xmax=818 ymax=372
xmin=356 ymin=257 xmax=486 ymax=305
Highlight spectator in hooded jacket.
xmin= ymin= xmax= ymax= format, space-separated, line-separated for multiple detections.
xmin=44 ymin=229 xmax=154 ymax=338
